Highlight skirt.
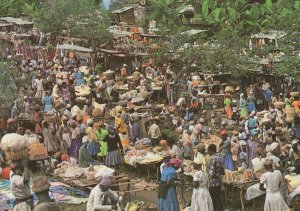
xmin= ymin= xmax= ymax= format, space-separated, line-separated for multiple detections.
xmin=222 ymin=153 xmax=235 ymax=171
xmin=225 ymin=106 xmax=233 ymax=119
xmin=105 ymin=150 xmax=123 ymax=166
xmin=264 ymin=191 xmax=289 ymax=211
xmin=247 ymin=102 xmax=256 ymax=112
xmin=191 ymin=187 xmax=214 ymax=211
xmin=157 ymin=186 xmax=180 ymax=211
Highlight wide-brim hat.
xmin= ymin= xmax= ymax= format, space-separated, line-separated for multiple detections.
xmin=152 ymin=116 xmax=161 ymax=121
xmin=123 ymin=64 xmax=128 ymax=67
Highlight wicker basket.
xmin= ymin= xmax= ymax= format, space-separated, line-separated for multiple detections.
xmin=135 ymin=144 xmax=151 ymax=150
xmin=225 ymin=86 xmax=234 ymax=93
xmin=5 ymin=147 xmax=28 ymax=161
xmin=274 ymin=101 xmax=285 ymax=109
xmin=290 ymin=92 xmax=300 ymax=97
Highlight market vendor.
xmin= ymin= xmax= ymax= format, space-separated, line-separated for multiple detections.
xmin=32 ymin=176 xmax=61 ymax=211
xmin=79 ymin=140 xmax=94 ymax=168
xmin=158 ymin=158 xmax=182 ymax=211
xmin=148 ymin=116 xmax=162 ymax=146
xmin=10 ymin=158 xmax=33 ymax=211
xmin=290 ymin=192 xmax=300 ymax=211
xmin=95 ymin=120 xmax=109 ymax=162
xmin=87 ymin=176 xmax=121 ymax=211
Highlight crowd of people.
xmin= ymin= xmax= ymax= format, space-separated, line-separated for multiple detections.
xmin=1 ymin=53 xmax=300 ymax=211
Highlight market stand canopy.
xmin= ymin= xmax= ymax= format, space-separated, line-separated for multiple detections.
xmin=0 ymin=17 xmax=33 ymax=26
xmin=250 ymin=30 xmax=287 ymax=40
xmin=57 ymin=44 xmax=93 ymax=53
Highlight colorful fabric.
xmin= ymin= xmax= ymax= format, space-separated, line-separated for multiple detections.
xmin=208 ymin=154 xmax=224 ymax=187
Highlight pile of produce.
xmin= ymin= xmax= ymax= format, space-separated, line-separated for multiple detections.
xmin=29 ymin=142 xmax=48 ymax=159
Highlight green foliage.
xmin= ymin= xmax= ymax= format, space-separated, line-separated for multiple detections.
xmin=32 ymin=0 xmax=111 ymax=43
xmin=0 ymin=0 xmax=37 ymax=17
xmin=0 ymin=61 xmax=19 ymax=107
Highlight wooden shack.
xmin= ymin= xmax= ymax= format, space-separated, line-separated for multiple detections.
xmin=0 ymin=17 xmax=33 ymax=33
xmin=112 ymin=6 xmax=144 ymax=26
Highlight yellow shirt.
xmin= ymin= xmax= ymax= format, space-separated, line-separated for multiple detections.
xmin=115 ymin=117 xmax=127 ymax=134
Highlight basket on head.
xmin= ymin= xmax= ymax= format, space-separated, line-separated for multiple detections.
xmin=5 ymin=148 xmax=28 ymax=161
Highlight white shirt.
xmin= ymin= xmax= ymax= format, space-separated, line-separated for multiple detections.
xmin=148 ymin=123 xmax=161 ymax=139
xmin=87 ymin=185 xmax=119 ymax=211
xmin=176 ymin=97 xmax=185 ymax=106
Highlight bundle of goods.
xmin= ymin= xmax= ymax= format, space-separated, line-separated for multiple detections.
xmin=64 ymin=166 xmax=85 ymax=178
xmin=102 ymin=70 xmax=114 ymax=77
xmin=286 ymin=175 xmax=300 ymax=192
xmin=141 ymin=152 xmax=163 ymax=164
xmin=86 ymin=164 xmax=96 ymax=181
xmin=94 ymin=165 xmax=115 ymax=179
xmin=135 ymin=138 xmax=152 ymax=149
xmin=79 ymin=66 xmax=90 ymax=76
xmin=274 ymin=101 xmax=285 ymax=109
xmin=224 ymin=86 xmax=234 ymax=93
xmin=76 ymin=96 xmax=88 ymax=104
xmin=290 ymin=92 xmax=300 ymax=97
xmin=223 ymin=169 xmax=253 ymax=183
xmin=28 ymin=142 xmax=48 ymax=160
xmin=285 ymin=107 xmax=296 ymax=123
xmin=0 ymin=133 xmax=29 ymax=160
xmin=75 ymin=85 xmax=91 ymax=96
xmin=92 ymin=108 xmax=103 ymax=118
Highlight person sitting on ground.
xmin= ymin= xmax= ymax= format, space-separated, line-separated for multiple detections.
xmin=32 ymin=176 xmax=61 ymax=211
xmin=87 ymin=176 xmax=121 ymax=211
xmin=289 ymin=192 xmax=300 ymax=211
xmin=79 ymin=141 xmax=94 ymax=168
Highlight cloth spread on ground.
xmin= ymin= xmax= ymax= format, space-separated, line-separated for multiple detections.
xmin=0 ymin=179 xmax=89 ymax=209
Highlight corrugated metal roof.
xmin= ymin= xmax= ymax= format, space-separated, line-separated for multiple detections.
xmin=57 ymin=44 xmax=93 ymax=53
xmin=0 ymin=17 xmax=33 ymax=25
xmin=112 ymin=6 xmax=134 ymax=14
xmin=251 ymin=30 xmax=287 ymax=39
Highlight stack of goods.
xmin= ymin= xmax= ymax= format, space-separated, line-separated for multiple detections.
xmin=201 ymin=135 xmax=221 ymax=152
xmin=75 ymin=85 xmax=91 ymax=96
xmin=28 ymin=142 xmax=48 ymax=160
xmin=124 ymin=148 xmax=164 ymax=166
xmin=86 ymin=164 xmax=96 ymax=181
xmin=0 ymin=133 xmax=29 ymax=161
xmin=223 ymin=169 xmax=253 ymax=183
xmin=18 ymin=113 xmax=33 ymax=120
xmin=286 ymin=175 xmax=300 ymax=193
xmin=274 ymin=101 xmax=285 ymax=109
xmin=135 ymin=138 xmax=152 ymax=149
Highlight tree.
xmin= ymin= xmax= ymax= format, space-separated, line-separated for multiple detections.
xmin=0 ymin=0 xmax=37 ymax=17
xmin=32 ymin=0 xmax=111 ymax=44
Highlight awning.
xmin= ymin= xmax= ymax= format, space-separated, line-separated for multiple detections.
xmin=57 ymin=44 xmax=93 ymax=53
xmin=181 ymin=29 xmax=207 ymax=36
xmin=251 ymin=30 xmax=287 ymax=39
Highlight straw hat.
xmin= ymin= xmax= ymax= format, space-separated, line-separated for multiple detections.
xmin=123 ymin=64 xmax=128 ymax=67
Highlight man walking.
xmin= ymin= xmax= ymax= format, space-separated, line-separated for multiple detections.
xmin=207 ymin=144 xmax=225 ymax=211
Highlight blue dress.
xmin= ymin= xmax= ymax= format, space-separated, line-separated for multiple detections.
xmin=43 ymin=96 xmax=53 ymax=112
xmin=157 ymin=167 xmax=180 ymax=211
xmin=247 ymin=95 xmax=256 ymax=112
xmin=75 ymin=72 xmax=84 ymax=86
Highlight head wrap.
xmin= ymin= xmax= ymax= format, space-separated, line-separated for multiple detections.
xmin=100 ymin=176 xmax=111 ymax=186
xmin=220 ymin=130 xmax=227 ymax=136
xmin=167 ymin=158 xmax=182 ymax=169
xmin=32 ymin=176 xmax=50 ymax=193
xmin=264 ymin=157 xmax=273 ymax=166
